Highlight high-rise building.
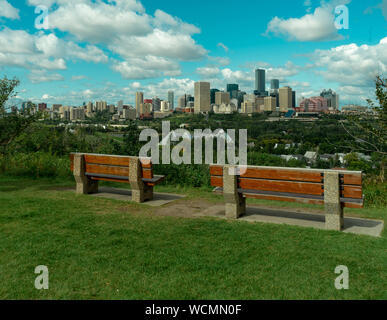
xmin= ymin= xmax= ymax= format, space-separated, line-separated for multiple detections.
xmin=270 ymin=79 xmax=280 ymax=90
xmin=86 ymin=102 xmax=93 ymax=114
xmin=135 ymin=92 xmax=144 ymax=117
xmin=194 ymin=82 xmax=210 ymax=114
xmin=178 ymin=95 xmax=186 ymax=108
xmin=292 ymin=91 xmax=296 ymax=109
xmin=255 ymin=69 xmax=266 ymax=95
xmin=226 ymin=84 xmax=239 ymax=99
xmin=264 ymin=96 xmax=277 ymax=112
xmin=210 ymin=89 xmax=220 ymax=104
xmin=161 ymin=100 xmax=169 ymax=112
xmin=38 ymin=103 xmax=47 ymax=111
xmin=152 ymin=97 xmax=161 ymax=112
xmin=320 ymin=89 xmax=339 ymax=110
xmin=279 ymin=86 xmax=293 ymax=112
xmin=215 ymin=91 xmax=230 ymax=105
xmin=299 ymin=97 xmax=328 ymax=113
xmin=52 ymin=104 xmax=62 ymax=112
xmin=95 ymin=101 xmax=107 ymax=111
xmin=140 ymin=99 xmax=153 ymax=116
xmin=117 ymin=100 xmax=123 ymax=112
xmin=168 ymin=91 xmax=174 ymax=110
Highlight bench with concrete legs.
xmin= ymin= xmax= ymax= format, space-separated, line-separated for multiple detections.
xmin=70 ymin=153 xmax=164 ymax=203
xmin=210 ymin=165 xmax=364 ymax=231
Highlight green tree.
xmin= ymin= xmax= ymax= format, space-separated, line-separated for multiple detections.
xmin=342 ymin=76 xmax=387 ymax=181
xmin=0 ymin=76 xmax=40 ymax=171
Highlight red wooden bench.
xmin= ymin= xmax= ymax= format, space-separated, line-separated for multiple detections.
xmin=70 ymin=153 xmax=164 ymax=203
xmin=210 ymin=165 xmax=363 ymax=231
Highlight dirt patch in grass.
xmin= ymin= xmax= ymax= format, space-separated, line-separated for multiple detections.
xmin=150 ymin=199 xmax=218 ymax=218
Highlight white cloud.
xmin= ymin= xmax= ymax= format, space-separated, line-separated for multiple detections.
xmin=311 ymin=37 xmax=387 ymax=87
xmin=29 ymin=70 xmax=64 ymax=84
xmin=24 ymin=0 xmax=207 ymax=80
xmin=112 ymin=56 xmax=181 ymax=79
xmin=196 ymin=67 xmax=221 ymax=78
xmin=0 ymin=0 xmax=19 ymax=19
xmin=0 ymin=29 xmax=107 ymax=72
xmin=265 ymin=1 xmax=351 ymax=41
xmin=72 ymin=75 xmax=87 ymax=81
xmin=217 ymin=43 xmax=229 ymax=53
xmin=49 ymin=2 xmax=151 ymax=43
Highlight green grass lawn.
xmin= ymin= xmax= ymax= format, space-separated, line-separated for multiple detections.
xmin=0 ymin=175 xmax=386 ymax=300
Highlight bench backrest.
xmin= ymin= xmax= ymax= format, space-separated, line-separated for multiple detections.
xmin=70 ymin=153 xmax=154 ymax=181
xmin=210 ymin=165 xmax=362 ymax=200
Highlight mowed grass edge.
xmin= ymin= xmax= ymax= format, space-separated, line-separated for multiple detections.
xmin=0 ymin=175 xmax=386 ymax=300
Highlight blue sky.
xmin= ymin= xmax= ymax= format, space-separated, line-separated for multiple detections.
xmin=0 ymin=0 xmax=386 ymax=107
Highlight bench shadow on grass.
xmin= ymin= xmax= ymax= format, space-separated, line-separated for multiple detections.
xmin=243 ymin=206 xmax=383 ymax=232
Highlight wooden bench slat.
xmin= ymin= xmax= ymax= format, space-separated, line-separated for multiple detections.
xmin=86 ymin=163 xmax=129 ymax=177
xmin=238 ymin=178 xmax=324 ymax=196
xmin=341 ymin=174 xmax=362 ymax=186
xmin=241 ymin=168 xmax=323 ymax=182
xmin=210 ymin=165 xmax=363 ymax=186
xmin=84 ymin=154 xmax=130 ymax=167
xmin=142 ymin=169 xmax=153 ymax=179
xmin=341 ymin=185 xmax=363 ymax=199
xmin=214 ymin=187 xmax=363 ymax=208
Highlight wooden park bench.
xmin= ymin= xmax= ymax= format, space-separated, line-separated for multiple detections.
xmin=210 ymin=165 xmax=364 ymax=231
xmin=70 ymin=153 xmax=164 ymax=203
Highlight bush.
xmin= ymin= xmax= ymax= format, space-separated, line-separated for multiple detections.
xmin=0 ymin=152 xmax=71 ymax=179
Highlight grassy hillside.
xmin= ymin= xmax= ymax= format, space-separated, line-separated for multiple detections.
xmin=0 ymin=176 xmax=385 ymax=300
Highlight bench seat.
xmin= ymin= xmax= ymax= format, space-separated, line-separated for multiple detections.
xmin=210 ymin=164 xmax=364 ymax=231
xmin=70 ymin=153 xmax=164 ymax=203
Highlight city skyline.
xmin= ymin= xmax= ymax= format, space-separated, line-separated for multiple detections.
xmin=1 ymin=0 xmax=386 ymax=107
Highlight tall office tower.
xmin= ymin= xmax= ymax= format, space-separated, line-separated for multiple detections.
xmin=226 ymin=84 xmax=239 ymax=99
xmin=194 ymin=82 xmax=210 ymax=114
xmin=292 ymin=91 xmax=296 ymax=109
xmin=210 ymin=89 xmax=220 ymax=104
xmin=52 ymin=104 xmax=62 ymax=112
xmin=168 ymin=91 xmax=174 ymax=110
xmin=279 ymin=86 xmax=293 ymax=112
xmin=135 ymin=92 xmax=144 ymax=117
xmin=264 ymin=96 xmax=277 ymax=112
xmin=38 ymin=103 xmax=47 ymax=111
xmin=178 ymin=95 xmax=186 ymax=108
xmin=215 ymin=91 xmax=230 ymax=105
xmin=86 ymin=102 xmax=93 ymax=114
xmin=152 ymin=97 xmax=161 ymax=112
xmin=320 ymin=89 xmax=339 ymax=110
xmin=117 ymin=100 xmax=123 ymax=111
xmin=270 ymin=79 xmax=280 ymax=90
xmin=255 ymin=69 xmax=266 ymax=94
xmin=140 ymin=99 xmax=153 ymax=115
xmin=108 ymin=104 xmax=115 ymax=113
xmin=161 ymin=100 xmax=169 ymax=112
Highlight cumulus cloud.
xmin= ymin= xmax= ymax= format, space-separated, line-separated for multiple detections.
xmin=29 ymin=70 xmax=64 ymax=84
xmin=311 ymin=37 xmax=387 ymax=87
xmin=265 ymin=1 xmax=351 ymax=41
xmin=217 ymin=43 xmax=229 ymax=53
xmin=112 ymin=56 xmax=181 ymax=79
xmin=0 ymin=0 xmax=19 ymax=19
xmin=22 ymin=0 xmax=207 ymax=81
xmin=0 ymin=29 xmax=108 ymax=72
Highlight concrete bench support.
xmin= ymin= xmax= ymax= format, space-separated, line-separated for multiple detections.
xmin=73 ymin=154 xmax=98 ymax=194
xmin=324 ymin=171 xmax=344 ymax=231
xmin=129 ymin=157 xmax=153 ymax=203
xmin=223 ymin=165 xmax=246 ymax=219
